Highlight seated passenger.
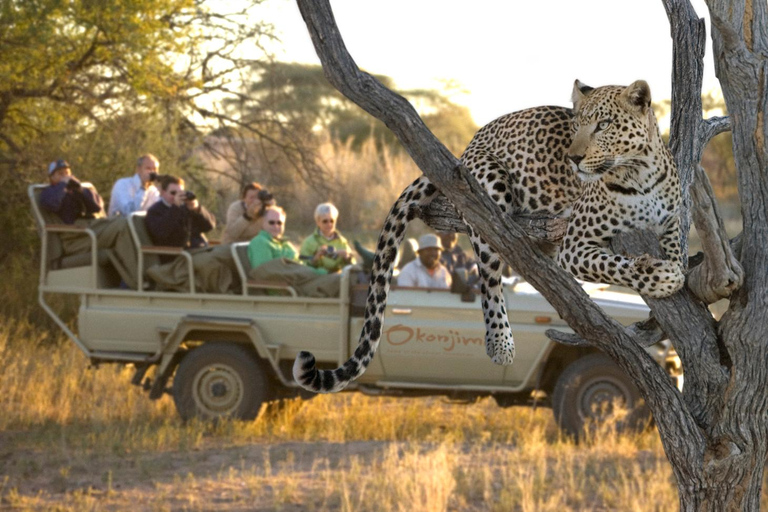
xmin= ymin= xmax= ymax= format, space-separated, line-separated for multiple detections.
xmin=145 ymin=175 xmax=216 ymax=256
xmin=39 ymin=159 xmax=139 ymax=288
xmin=221 ymin=182 xmax=276 ymax=244
xmin=40 ymin=159 xmax=105 ymax=224
xmin=397 ymin=234 xmax=452 ymax=289
xmin=108 ymin=154 xmax=161 ymax=217
xmin=300 ymin=202 xmax=355 ymax=273
xmin=247 ymin=206 xmax=340 ymax=297
xmin=437 ymin=231 xmax=476 ymax=274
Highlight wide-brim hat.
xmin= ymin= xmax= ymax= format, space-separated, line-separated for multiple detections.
xmin=417 ymin=233 xmax=443 ymax=251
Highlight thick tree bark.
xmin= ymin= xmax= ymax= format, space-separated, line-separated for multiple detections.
xmin=294 ymin=0 xmax=768 ymax=509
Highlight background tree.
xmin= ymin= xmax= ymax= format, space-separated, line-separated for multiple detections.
xmin=295 ymin=0 xmax=767 ymax=509
xmin=227 ymin=61 xmax=476 ymax=155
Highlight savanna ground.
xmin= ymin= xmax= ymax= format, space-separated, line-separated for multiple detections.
xmin=1 ymin=318 xmax=765 ymax=512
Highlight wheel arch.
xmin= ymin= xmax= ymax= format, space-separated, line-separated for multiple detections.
xmin=150 ymin=315 xmax=286 ymax=399
xmin=537 ymin=344 xmax=602 ymax=395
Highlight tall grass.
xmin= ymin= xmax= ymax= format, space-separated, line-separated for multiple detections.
xmin=8 ymin=318 xmax=764 ymax=511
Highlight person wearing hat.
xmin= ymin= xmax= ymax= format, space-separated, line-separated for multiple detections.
xmin=39 ymin=159 xmax=142 ymax=289
xmin=40 ymin=159 xmax=105 ymax=224
xmin=396 ymin=233 xmax=452 ymax=289
xmin=107 ymin=154 xmax=161 ymax=217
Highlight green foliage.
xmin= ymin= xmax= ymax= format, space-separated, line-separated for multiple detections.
xmin=0 ymin=1 xmax=480 ymax=330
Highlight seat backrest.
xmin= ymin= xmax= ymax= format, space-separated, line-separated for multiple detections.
xmin=128 ymin=212 xmax=161 ymax=269
xmin=28 ymin=184 xmax=64 ymax=264
xmin=129 ymin=212 xmax=154 ymax=246
xmin=235 ymin=243 xmax=251 ymax=273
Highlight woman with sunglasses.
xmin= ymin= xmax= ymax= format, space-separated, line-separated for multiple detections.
xmin=299 ymin=202 xmax=355 ymax=274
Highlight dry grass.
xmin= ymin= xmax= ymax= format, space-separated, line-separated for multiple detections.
xmin=1 ymin=319 xmax=766 ymax=511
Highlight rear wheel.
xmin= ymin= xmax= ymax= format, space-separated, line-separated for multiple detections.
xmin=552 ymin=353 xmax=651 ymax=438
xmin=172 ymin=343 xmax=274 ymax=421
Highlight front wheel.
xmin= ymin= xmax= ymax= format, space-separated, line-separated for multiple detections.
xmin=552 ymin=353 xmax=651 ymax=439
xmin=172 ymin=343 xmax=274 ymax=421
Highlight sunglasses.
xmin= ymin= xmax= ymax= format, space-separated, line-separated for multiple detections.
xmin=169 ymin=190 xmax=180 ymax=196
xmin=268 ymin=220 xmax=284 ymax=226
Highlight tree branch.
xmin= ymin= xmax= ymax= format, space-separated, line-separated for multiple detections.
xmin=662 ymin=0 xmax=744 ymax=307
xmin=296 ymin=0 xmax=706 ymax=476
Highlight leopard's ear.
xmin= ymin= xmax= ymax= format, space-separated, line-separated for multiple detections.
xmin=571 ymin=79 xmax=594 ymax=112
xmin=621 ymin=80 xmax=652 ymax=113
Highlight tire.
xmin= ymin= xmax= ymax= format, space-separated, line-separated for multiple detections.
xmin=552 ymin=353 xmax=651 ymax=439
xmin=172 ymin=343 xmax=274 ymax=421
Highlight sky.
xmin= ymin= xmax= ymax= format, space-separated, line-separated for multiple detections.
xmin=258 ymin=0 xmax=720 ymax=127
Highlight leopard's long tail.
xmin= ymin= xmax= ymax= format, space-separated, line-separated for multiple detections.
xmin=293 ymin=176 xmax=440 ymax=393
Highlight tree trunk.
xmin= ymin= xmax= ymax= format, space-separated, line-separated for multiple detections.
xmin=293 ymin=0 xmax=768 ymax=509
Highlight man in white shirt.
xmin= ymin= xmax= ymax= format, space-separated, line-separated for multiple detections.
xmin=108 ymin=154 xmax=161 ymax=217
xmin=397 ymin=234 xmax=452 ymax=289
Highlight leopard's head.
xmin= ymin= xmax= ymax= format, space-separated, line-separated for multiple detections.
xmin=566 ymin=80 xmax=657 ymax=183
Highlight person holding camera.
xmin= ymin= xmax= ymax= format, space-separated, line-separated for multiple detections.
xmin=145 ymin=175 xmax=215 ymax=257
xmin=247 ymin=206 xmax=341 ymax=297
xmin=299 ymin=202 xmax=355 ymax=274
xmin=40 ymin=159 xmax=105 ymax=224
xmin=220 ymin=182 xmax=276 ymax=244
xmin=107 ymin=154 xmax=161 ymax=217
xmin=39 ymin=159 xmax=144 ymax=289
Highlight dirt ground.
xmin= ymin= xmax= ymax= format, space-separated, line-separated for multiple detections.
xmin=1 ymin=430 xmax=400 ymax=511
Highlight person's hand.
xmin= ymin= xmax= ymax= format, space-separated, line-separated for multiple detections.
xmin=336 ymin=250 xmax=349 ymax=260
xmin=65 ymin=177 xmax=81 ymax=192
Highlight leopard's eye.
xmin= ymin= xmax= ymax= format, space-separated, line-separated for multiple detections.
xmin=596 ymin=119 xmax=612 ymax=132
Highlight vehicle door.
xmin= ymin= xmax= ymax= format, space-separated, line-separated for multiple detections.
xmin=375 ymin=286 xmax=506 ymax=386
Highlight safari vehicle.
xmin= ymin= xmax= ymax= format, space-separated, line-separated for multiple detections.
xmin=29 ymin=184 xmax=682 ymax=437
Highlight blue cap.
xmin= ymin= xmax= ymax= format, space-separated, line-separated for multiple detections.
xmin=48 ymin=159 xmax=70 ymax=175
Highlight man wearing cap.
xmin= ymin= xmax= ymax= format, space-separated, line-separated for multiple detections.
xmin=107 ymin=154 xmax=161 ymax=217
xmin=39 ymin=159 xmax=141 ymax=289
xmin=397 ymin=233 xmax=452 ymax=289
xmin=40 ymin=159 xmax=105 ymax=223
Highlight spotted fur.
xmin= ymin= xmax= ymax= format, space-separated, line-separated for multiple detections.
xmin=293 ymin=80 xmax=684 ymax=393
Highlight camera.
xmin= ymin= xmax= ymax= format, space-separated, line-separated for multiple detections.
xmin=148 ymin=172 xmax=158 ymax=182
xmin=185 ymin=191 xmax=197 ymax=201
xmin=257 ymin=189 xmax=275 ymax=204
xmin=65 ymin=178 xmax=81 ymax=192
xmin=325 ymin=246 xmax=337 ymax=258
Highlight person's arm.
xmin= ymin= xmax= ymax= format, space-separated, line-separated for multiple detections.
xmin=189 ymin=204 xmax=216 ymax=233
xmin=223 ymin=202 xmax=255 ymax=243
xmin=80 ymin=185 xmax=104 ymax=216
xmin=299 ymin=235 xmax=320 ymax=266
xmin=396 ymin=263 xmax=417 ymax=287
xmin=108 ymin=179 xmax=132 ymax=217
xmin=337 ymin=235 xmax=356 ymax=264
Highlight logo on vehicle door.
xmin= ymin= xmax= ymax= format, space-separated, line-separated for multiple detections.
xmin=384 ymin=324 xmax=482 ymax=352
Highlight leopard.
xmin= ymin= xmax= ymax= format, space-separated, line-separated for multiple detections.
xmin=293 ymin=79 xmax=685 ymax=394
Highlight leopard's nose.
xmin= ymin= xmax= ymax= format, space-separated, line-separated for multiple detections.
xmin=567 ymin=154 xmax=583 ymax=166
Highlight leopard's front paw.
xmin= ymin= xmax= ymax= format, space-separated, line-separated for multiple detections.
xmin=632 ymin=255 xmax=685 ymax=298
